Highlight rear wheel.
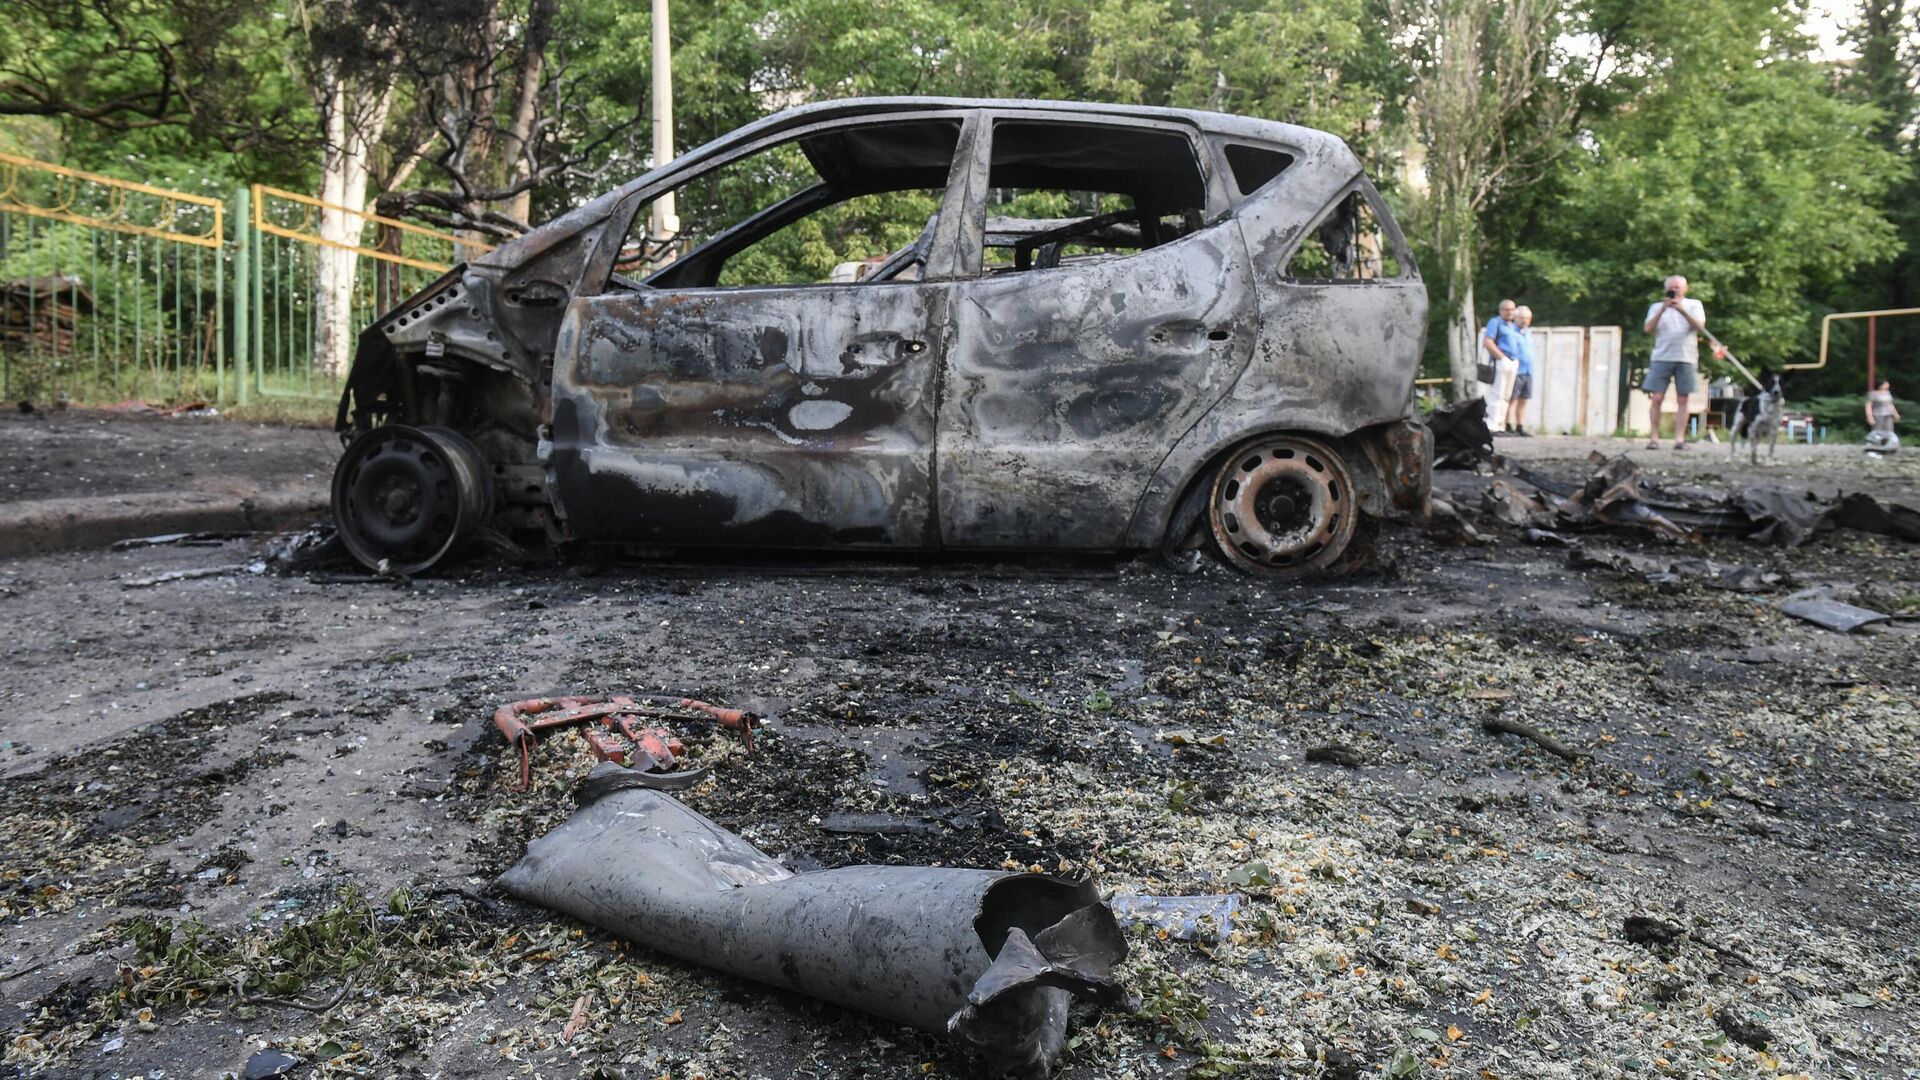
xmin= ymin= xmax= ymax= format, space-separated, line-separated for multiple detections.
xmin=332 ymin=424 xmax=493 ymax=574
xmin=1207 ymin=434 xmax=1357 ymax=576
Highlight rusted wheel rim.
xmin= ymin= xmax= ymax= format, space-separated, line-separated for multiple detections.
xmin=1208 ymin=436 xmax=1356 ymax=574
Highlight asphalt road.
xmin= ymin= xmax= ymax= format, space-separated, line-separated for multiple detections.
xmin=2 ymin=416 xmax=1917 ymax=1079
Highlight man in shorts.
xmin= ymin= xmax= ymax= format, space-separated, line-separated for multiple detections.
xmin=1505 ymin=306 xmax=1535 ymax=436
xmin=1641 ymin=275 xmax=1723 ymax=450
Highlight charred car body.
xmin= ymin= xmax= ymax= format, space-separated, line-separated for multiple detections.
xmin=332 ymin=97 xmax=1430 ymax=576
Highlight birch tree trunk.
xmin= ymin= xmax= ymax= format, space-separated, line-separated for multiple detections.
xmin=500 ymin=0 xmax=555 ymax=227
xmin=313 ymin=66 xmax=393 ymax=380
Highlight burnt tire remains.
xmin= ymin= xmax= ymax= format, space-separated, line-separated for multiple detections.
xmin=1207 ymin=434 xmax=1357 ymax=576
xmin=332 ymin=424 xmax=493 ymax=574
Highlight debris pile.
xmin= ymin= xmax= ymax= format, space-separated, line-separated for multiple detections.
xmin=1426 ymin=399 xmax=1495 ymax=469
xmin=1481 ymin=450 xmax=1920 ymax=549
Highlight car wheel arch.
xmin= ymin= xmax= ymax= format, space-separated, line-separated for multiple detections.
xmin=1147 ymin=422 xmax=1400 ymax=553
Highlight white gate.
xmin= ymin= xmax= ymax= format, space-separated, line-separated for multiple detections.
xmin=1515 ymin=325 xmax=1621 ymax=435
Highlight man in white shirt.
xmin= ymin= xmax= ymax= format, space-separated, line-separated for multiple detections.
xmin=1640 ymin=275 xmax=1723 ymax=451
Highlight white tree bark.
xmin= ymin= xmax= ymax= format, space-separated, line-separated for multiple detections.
xmin=313 ymin=62 xmax=393 ymax=379
xmin=1397 ymin=0 xmax=1591 ymax=400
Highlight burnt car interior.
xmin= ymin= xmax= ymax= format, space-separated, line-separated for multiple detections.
xmin=613 ymin=115 xmax=1220 ymax=289
xmin=979 ymin=120 xmax=1210 ymax=273
xmin=620 ymin=118 xmax=962 ymax=290
xmin=1284 ymin=187 xmax=1405 ymax=281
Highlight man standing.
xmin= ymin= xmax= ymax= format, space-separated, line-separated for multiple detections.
xmin=1641 ymin=275 xmax=1722 ymax=450
xmin=1505 ymin=306 xmax=1535 ymax=436
xmin=1481 ymin=299 xmax=1522 ymax=429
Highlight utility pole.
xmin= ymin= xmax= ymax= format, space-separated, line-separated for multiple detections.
xmin=647 ymin=0 xmax=678 ymax=254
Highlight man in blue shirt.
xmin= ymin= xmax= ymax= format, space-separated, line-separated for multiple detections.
xmin=1481 ymin=299 xmax=1523 ymax=431
xmin=1504 ymin=305 xmax=1535 ymax=436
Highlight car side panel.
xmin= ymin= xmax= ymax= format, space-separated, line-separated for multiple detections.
xmin=1123 ymin=163 xmax=1430 ymax=548
xmin=548 ymin=283 xmax=946 ymax=547
xmin=935 ymin=219 xmax=1259 ymax=549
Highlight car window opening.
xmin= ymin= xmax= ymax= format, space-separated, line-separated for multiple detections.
xmin=1283 ymin=189 xmax=1403 ymax=281
xmin=615 ymin=118 xmax=962 ymax=290
xmin=1222 ymin=143 xmax=1294 ymax=197
xmin=981 ymin=120 xmax=1209 ymax=274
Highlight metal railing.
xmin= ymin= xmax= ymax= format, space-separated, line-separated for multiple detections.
xmin=0 ymin=153 xmax=225 ymax=404
xmin=1794 ymin=307 xmax=1920 ymax=389
xmin=241 ymin=185 xmax=490 ymax=402
xmin=0 ymin=152 xmax=493 ymax=409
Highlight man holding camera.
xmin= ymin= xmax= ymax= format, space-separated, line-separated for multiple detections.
xmin=1641 ymin=275 xmax=1723 ymax=450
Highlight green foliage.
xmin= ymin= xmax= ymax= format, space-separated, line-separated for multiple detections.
xmin=1496 ymin=0 xmax=1902 ymax=381
xmin=1081 ymin=0 xmax=1405 ymax=170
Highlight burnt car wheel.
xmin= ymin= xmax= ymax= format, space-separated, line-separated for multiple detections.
xmin=332 ymin=425 xmax=493 ymax=574
xmin=1207 ymin=434 xmax=1357 ymax=576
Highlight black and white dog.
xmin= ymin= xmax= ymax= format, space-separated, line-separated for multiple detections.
xmin=1729 ymin=373 xmax=1786 ymax=464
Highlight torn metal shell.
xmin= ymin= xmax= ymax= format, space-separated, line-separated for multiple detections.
xmin=498 ymin=765 xmax=1128 ymax=1078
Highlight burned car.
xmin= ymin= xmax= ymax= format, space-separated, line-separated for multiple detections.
xmin=332 ymin=97 xmax=1430 ymax=576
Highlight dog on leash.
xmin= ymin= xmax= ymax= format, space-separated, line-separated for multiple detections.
xmin=1729 ymin=373 xmax=1786 ymax=464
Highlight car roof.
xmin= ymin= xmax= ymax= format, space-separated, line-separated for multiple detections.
xmin=732 ymin=96 xmax=1351 ymax=157
xmin=479 ymin=97 xmax=1360 ymax=271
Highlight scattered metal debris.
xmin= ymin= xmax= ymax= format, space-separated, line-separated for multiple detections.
xmin=241 ymin=1048 xmax=302 ymax=1079
xmin=1424 ymin=495 xmax=1492 ymax=545
xmin=1427 ymin=399 xmax=1494 ymax=469
xmin=109 ymin=531 xmax=251 ymax=551
xmin=1778 ymin=588 xmax=1890 ymax=633
xmin=1491 ymin=452 xmax=1920 ymax=548
xmin=1568 ymin=548 xmax=1787 ymax=593
xmin=500 ymin=764 xmax=1129 ymax=1078
xmin=1481 ymin=477 xmax=1555 ymax=528
xmin=1109 ymin=893 xmax=1239 ymax=943
xmin=493 ymin=694 xmax=759 ymax=790
xmin=119 ymin=564 xmax=250 ymax=589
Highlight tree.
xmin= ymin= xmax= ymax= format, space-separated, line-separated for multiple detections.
xmin=1080 ymin=0 xmax=1403 ymax=168
xmin=1395 ymin=0 xmax=1603 ymax=397
xmin=1814 ymin=0 xmax=1919 ymax=392
xmin=0 ymin=0 xmax=306 ymax=157
xmin=1507 ymin=0 xmax=1902 ymax=372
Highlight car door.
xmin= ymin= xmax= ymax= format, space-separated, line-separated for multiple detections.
xmin=935 ymin=113 xmax=1257 ymax=549
xmin=546 ymin=116 xmax=973 ymax=549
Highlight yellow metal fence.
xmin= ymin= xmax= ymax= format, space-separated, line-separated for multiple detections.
xmin=0 ymin=151 xmax=491 ymax=406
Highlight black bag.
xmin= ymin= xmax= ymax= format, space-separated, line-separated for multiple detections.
xmin=1476 ymin=359 xmax=1496 ymax=384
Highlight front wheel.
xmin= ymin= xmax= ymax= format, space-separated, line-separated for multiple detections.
xmin=1206 ymin=434 xmax=1358 ymax=576
xmin=332 ymin=424 xmax=494 ymax=574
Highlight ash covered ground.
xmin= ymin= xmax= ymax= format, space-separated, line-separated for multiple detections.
xmin=3 ymin=415 xmax=1918 ymax=1080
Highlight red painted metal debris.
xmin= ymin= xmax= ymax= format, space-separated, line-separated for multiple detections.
xmin=493 ymin=694 xmax=755 ymax=790
xmin=676 ymin=697 xmax=760 ymax=752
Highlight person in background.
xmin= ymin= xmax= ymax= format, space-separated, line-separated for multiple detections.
xmin=1505 ymin=306 xmax=1535 ymax=436
xmin=1640 ymin=275 xmax=1723 ymax=451
xmin=1482 ymin=299 xmax=1522 ymax=430
xmin=1867 ymin=378 xmax=1900 ymax=439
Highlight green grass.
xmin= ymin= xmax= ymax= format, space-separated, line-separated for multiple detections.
xmin=3 ymin=345 xmax=336 ymax=425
